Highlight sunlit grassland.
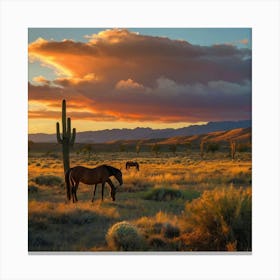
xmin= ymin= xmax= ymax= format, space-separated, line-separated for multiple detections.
xmin=28 ymin=151 xmax=251 ymax=251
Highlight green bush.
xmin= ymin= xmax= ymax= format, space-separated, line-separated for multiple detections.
xmin=206 ymin=142 xmax=220 ymax=153
xmin=143 ymin=188 xmax=183 ymax=201
xmin=152 ymin=222 xmax=163 ymax=234
xmin=33 ymin=175 xmax=63 ymax=186
xmin=237 ymin=142 xmax=251 ymax=152
xmin=148 ymin=235 xmax=168 ymax=249
xmin=162 ymin=223 xmax=180 ymax=239
xmin=106 ymin=221 xmax=145 ymax=251
xmin=183 ymin=186 xmax=252 ymax=251
xmin=28 ymin=185 xmax=39 ymax=193
xmin=143 ymin=188 xmax=200 ymax=201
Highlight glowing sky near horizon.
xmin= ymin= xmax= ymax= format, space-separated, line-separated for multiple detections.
xmin=28 ymin=28 xmax=251 ymax=133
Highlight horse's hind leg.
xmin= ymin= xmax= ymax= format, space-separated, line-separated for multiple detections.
xmin=74 ymin=183 xmax=79 ymax=202
xmin=72 ymin=182 xmax=79 ymax=203
xmin=92 ymin=184 xmax=97 ymax=202
xmin=72 ymin=186 xmax=76 ymax=203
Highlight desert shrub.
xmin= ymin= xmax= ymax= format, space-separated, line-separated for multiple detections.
xmin=148 ymin=235 xmax=185 ymax=251
xmin=169 ymin=144 xmax=177 ymax=155
xmin=148 ymin=235 xmax=167 ymax=248
xmin=227 ymin=172 xmax=251 ymax=185
xmin=148 ymin=235 xmax=173 ymax=251
xmin=33 ymin=175 xmax=63 ymax=186
xmin=237 ymin=142 xmax=251 ymax=152
xmin=28 ymin=185 xmax=39 ymax=193
xmin=152 ymin=222 xmax=163 ymax=234
xmin=106 ymin=221 xmax=145 ymax=251
xmin=183 ymin=186 xmax=251 ymax=251
xmin=162 ymin=223 xmax=180 ymax=239
xmin=151 ymin=143 xmax=160 ymax=155
xmin=227 ymin=177 xmax=250 ymax=185
xmin=45 ymin=151 xmax=60 ymax=159
xmin=29 ymin=235 xmax=52 ymax=248
xmin=206 ymin=142 xmax=220 ymax=153
xmin=143 ymin=188 xmax=183 ymax=201
xmin=121 ymin=181 xmax=153 ymax=192
xmin=143 ymin=188 xmax=200 ymax=202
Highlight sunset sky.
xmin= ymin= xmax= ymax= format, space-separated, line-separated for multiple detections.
xmin=28 ymin=28 xmax=252 ymax=133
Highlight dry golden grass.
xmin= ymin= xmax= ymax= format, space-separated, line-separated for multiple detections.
xmin=28 ymin=150 xmax=251 ymax=251
xmin=29 ymin=200 xmax=120 ymax=219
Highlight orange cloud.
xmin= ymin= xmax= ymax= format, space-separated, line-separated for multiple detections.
xmin=115 ymin=78 xmax=144 ymax=90
xmin=32 ymin=75 xmax=49 ymax=85
xmin=29 ymin=29 xmax=251 ymax=125
xmin=87 ymin=29 xmax=140 ymax=44
xmin=239 ymin=38 xmax=249 ymax=45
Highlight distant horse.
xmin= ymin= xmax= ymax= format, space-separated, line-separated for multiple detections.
xmin=65 ymin=165 xmax=123 ymax=203
xmin=126 ymin=161 xmax=140 ymax=171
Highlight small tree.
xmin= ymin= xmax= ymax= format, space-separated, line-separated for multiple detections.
xmin=82 ymin=144 xmax=94 ymax=159
xmin=28 ymin=140 xmax=34 ymax=152
xmin=230 ymin=140 xmax=236 ymax=159
xmin=169 ymin=144 xmax=177 ymax=156
xmin=136 ymin=142 xmax=141 ymax=155
xmin=200 ymin=140 xmax=205 ymax=159
xmin=119 ymin=143 xmax=126 ymax=153
xmin=185 ymin=141 xmax=192 ymax=154
xmin=237 ymin=142 xmax=251 ymax=153
xmin=206 ymin=142 xmax=219 ymax=153
xmin=151 ymin=143 xmax=160 ymax=156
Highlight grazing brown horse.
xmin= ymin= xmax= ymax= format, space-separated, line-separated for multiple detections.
xmin=126 ymin=161 xmax=140 ymax=171
xmin=65 ymin=165 xmax=123 ymax=203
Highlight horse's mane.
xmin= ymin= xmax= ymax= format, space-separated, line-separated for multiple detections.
xmin=103 ymin=164 xmax=120 ymax=175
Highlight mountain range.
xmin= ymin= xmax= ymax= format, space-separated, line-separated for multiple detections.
xmin=29 ymin=120 xmax=251 ymax=143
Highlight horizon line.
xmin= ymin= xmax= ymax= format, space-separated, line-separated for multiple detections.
xmin=28 ymin=119 xmax=251 ymax=135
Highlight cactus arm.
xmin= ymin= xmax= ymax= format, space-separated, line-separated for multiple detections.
xmin=56 ymin=122 xmax=63 ymax=144
xmin=62 ymin=99 xmax=66 ymax=136
xmin=70 ymin=128 xmax=76 ymax=146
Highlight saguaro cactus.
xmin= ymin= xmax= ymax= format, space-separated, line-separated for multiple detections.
xmin=56 ymin=99 xmax=76 ymax=173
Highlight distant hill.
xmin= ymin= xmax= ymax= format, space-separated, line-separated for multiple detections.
xmin=109 ymin=127 xmax=251 ymax=146
xmin=28 ymin=120 xmax=251 ymax=143
xmin=156 ymin=127 xmax=251 ymax=145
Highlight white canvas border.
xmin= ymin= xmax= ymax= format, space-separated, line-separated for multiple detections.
xmin=0 ymin=0 xmax=279 ymax=279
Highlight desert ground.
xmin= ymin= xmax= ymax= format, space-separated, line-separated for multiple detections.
xmin=28 ymin=147 xmax=252 ymax=252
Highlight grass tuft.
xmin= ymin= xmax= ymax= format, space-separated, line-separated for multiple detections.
xmin=33 ymin=175 xmax=63 ymax=186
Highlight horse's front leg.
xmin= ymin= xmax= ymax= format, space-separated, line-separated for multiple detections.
xmin=92 ymin=184 xmax=97 ymax=202
xmin=101 ymin=182 xmax=105 ymax=201
xmin=106 ymin=178 xmax=116 ymax=201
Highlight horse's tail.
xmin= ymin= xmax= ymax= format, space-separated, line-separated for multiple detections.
xmin=65 ymin=168 xmax=72 ymax=200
